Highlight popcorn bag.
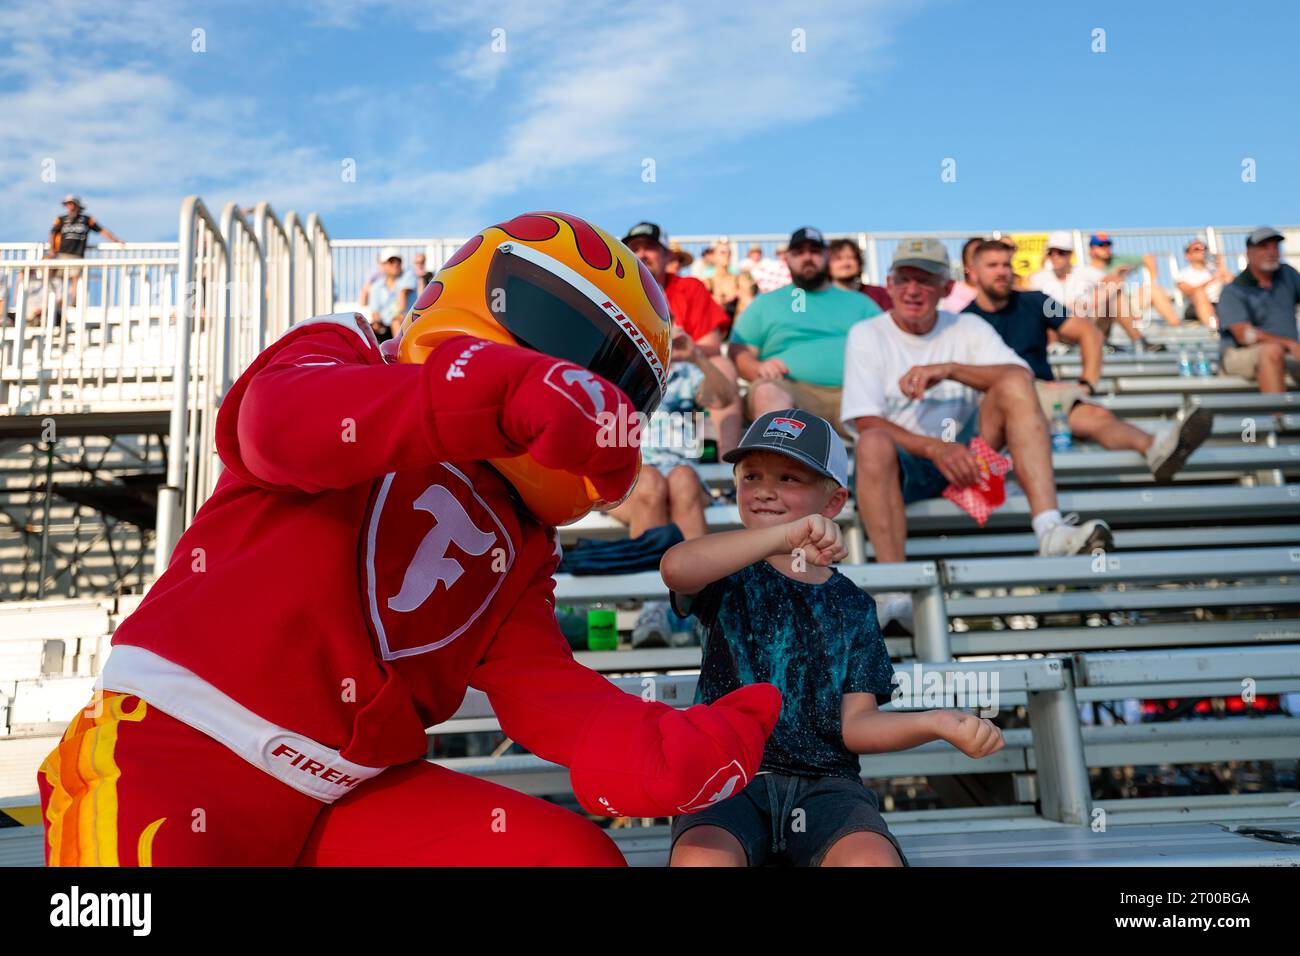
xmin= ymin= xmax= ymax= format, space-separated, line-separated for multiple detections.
xmin=942 ymin=437 xmax=1011 ymax=527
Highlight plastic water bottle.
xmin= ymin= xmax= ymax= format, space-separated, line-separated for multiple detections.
xmin=1050 ymin=402 xmax=1073 ymax=452
xmin=1178 ymin=348 xmax=1193 ymax=377
xmin=1194 ymin=348 xmax=1213 ymax=377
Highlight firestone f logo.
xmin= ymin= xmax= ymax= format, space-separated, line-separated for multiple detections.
xmin=388 ymin=484 xmax=496 ymax=613
xmin=561 ymin=367 xmax=606 ymax=415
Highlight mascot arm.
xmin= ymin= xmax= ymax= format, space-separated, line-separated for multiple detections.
xmin=468 ymin=571 xmax=781 ymax=818
xmin=231 ymin=331 xmax=635 ymax=497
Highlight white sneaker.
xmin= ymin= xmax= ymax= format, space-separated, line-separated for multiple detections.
xmin=874 ymin=591 xmax=914 ymax=635
xmin=1038 ymin=514 xmax=1113 ymax=557
xmin=631 ymin=601 xmax=671 ymax=648
xmin=1145 ymin=405 xmax=1213 ymax=482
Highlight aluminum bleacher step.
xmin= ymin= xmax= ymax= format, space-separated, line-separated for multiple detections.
xmin=1097 ymin=392 xmax=1299 ymax=416
xmin=943 ymin=546 xmax=1300 ymax=588
xmin=692 ymin=444 xmax=1300 ymax=490
xmin=563 ymin=484 xmax=1299 ymax=541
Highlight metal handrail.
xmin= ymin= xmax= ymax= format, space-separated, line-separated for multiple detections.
xmin=306 ymin=213 xmax=333 ymax=315
xmin=283 ymin=211 xmax=314 ymax=324
xmin=252 ymin=202 xmax=291 ymax=341
xmin=155 ymin=196 xmax=228 ymax=571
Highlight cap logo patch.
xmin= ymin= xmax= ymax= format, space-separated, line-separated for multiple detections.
xmin=764 ymin=417 xmax=805 ymax=440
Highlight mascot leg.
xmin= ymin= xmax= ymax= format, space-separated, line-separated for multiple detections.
xmin=38 ymin=691 xmax=321 ymax=866
xmin=297 ymin=761 xmax=628 ymax=866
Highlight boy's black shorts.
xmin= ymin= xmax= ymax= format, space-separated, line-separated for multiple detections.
xmin=669 ymin=771 xmax=909 ymax=867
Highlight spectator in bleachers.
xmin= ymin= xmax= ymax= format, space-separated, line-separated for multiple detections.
xmin=623 ymin=221 xmax=743 ymax=454
xmin=1080 ymin=233 xmax=1167 ymax=351
xmin=667 ymin=240 xmax=693 ymax=277
xmin=1216 ymin=226 xmax=1300 ymax=393
xmin=47 ymin=195 xmax=122 ymax=259
xmin=937 ymin=237 xmax=982 ymax=313
xmin=703 ymin=239 xmax=756 ymax=324
xmin=46 ymin=195 xmax=122 ymax=309
xmin=1175 ymin=237 xmax=1233 ymax=328
xmin=740 ymin=243 xmax=764 ymax=281
xmin=608 ymin=327 xmax=740 ymax=646
xmin=1030 ymin=232 xmax=1162 ymax=352
xmin=963 ymin=239 xmax=1213 ymax=482
xmin=731 ymin=227 xmax=880 ymax=442
xmin=663 ymin=409 xmax=1004 ymax=866
xmin=842 ymin=238 xmax=1112 ymax=632
xmin=358 ymin=247 xmax=415 ymax=343
xmin=827 ymin=238 xmax=892 ymax=312
xmin=413 ymin=247 xmax=435 ymax=294
xmin=749 ymin=244 xmax=792 ymax=294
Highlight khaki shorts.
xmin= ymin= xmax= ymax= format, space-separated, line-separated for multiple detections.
xmin=1034 ymin=380 xmax=1095 ymax=419
xmin=1222 ymin=344 xmax=1300 ymax=384
xmin=746 ymin=377 xmax=853 ymax=441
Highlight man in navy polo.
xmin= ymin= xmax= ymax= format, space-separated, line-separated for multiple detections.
xmin=1217 ymin=227 xmax=1300 ymax=393
xmin=963 ymin=239 xmax=1212 ymax=482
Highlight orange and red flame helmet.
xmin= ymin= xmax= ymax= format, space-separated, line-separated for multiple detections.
xmin=396 ymin=212 xmax=673 ymax=526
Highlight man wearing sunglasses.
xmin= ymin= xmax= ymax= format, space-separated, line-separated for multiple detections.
xmin=1175 ymin=238 xmax=1233 ymax=328
xmin=1031 ymin=233 xmax=1162 ymax=352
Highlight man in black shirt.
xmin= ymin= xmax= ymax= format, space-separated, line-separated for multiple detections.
xmin=963 ymin=239 xmax=1211 ymax=482
xmin=47 ymin=195 xmax=122 ymax=258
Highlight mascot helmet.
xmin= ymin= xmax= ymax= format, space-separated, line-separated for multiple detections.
xmin=397 ymin=212 xmax=672 ymax=526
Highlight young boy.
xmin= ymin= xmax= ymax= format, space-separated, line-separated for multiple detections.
xmin=661 ymin=409 xmax=1005 ymax=867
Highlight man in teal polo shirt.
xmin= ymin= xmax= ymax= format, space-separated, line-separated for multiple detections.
xmin=728 ymin=227 xmax=880 ymax=440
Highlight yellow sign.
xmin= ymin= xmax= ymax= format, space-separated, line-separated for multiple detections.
xmin=1010 ymin=233 xmax=1049 ymax=278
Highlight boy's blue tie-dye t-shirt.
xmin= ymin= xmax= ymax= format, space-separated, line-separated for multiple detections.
xmin=672 ymin=561 xmax=895 ymax=781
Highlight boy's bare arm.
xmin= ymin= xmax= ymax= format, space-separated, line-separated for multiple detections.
xmin=661 ymin=516 xmax=845 ymax=597
xmin=841 ymin=693 xmax=1004 ymax=758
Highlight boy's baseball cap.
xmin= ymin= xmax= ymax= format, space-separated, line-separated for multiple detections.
xmin=889 ymin=237 xmax=950 ymax=275
xmin=723 ymin=409 xmax=849 ymax=488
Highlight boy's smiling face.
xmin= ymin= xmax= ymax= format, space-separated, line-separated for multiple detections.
xmin=734 ymin=450 xmax=847 ymax=530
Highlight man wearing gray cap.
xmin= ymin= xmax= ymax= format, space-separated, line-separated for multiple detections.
xmin=842 ymin=238 xmax=1111 ymax=631
xmin=1216 ymin=227 xmax=1300 ymax=392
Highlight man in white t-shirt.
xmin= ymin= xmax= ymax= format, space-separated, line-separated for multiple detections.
xmin=1028 ymin=232 xmax=1097 ymax=315
xmin=1174 ymin=237 xmax=1233 ymax=328
xmin=842 ymin=238 xmax=1112 ymax=632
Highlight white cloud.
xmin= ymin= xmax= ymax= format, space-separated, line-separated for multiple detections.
xmin=0 ymin=0 xmax=912 ymax=241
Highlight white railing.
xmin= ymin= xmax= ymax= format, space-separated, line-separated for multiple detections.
xmin=306 ymin=213 xmax=334 ymax=315
xmin=252 ymin=202 xmax=291 ymax=343
xmin=3 ymin=196 xmax=334 ymax=577
xmin=1 ymin=255 xmax=182 ymax=410
xmin=331 ymin=238 xmax=468 ymax=306
xmin=154 ymin=196 xmax=229 ymax=571
xmin=217 ymin=203 xmax=266 ymax=394
xmin=284 ymin=211 xmax=315 ymax=325
xmin=329 ymin=225 xmax=1298 ymax=300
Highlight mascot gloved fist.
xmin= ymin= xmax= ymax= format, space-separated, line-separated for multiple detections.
xmin=37 ymin=212 xmax=780 ymax=867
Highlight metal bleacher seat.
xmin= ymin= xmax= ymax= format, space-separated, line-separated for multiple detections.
xmin=420 ymin=643 xmax=1300 ymax=866
xmin=562 ymin=484 xmax=1300 ymax=547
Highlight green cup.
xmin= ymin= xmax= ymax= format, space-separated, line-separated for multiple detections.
xmin=586 ymin=608 xmax=618 ymax=651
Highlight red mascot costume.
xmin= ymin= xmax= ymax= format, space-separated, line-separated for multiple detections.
xmin=38 ymin=212 xmax=781 ymax=866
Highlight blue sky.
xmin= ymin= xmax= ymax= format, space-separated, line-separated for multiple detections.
xmin=2 ymin=0 xmax=1297 ymax=243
